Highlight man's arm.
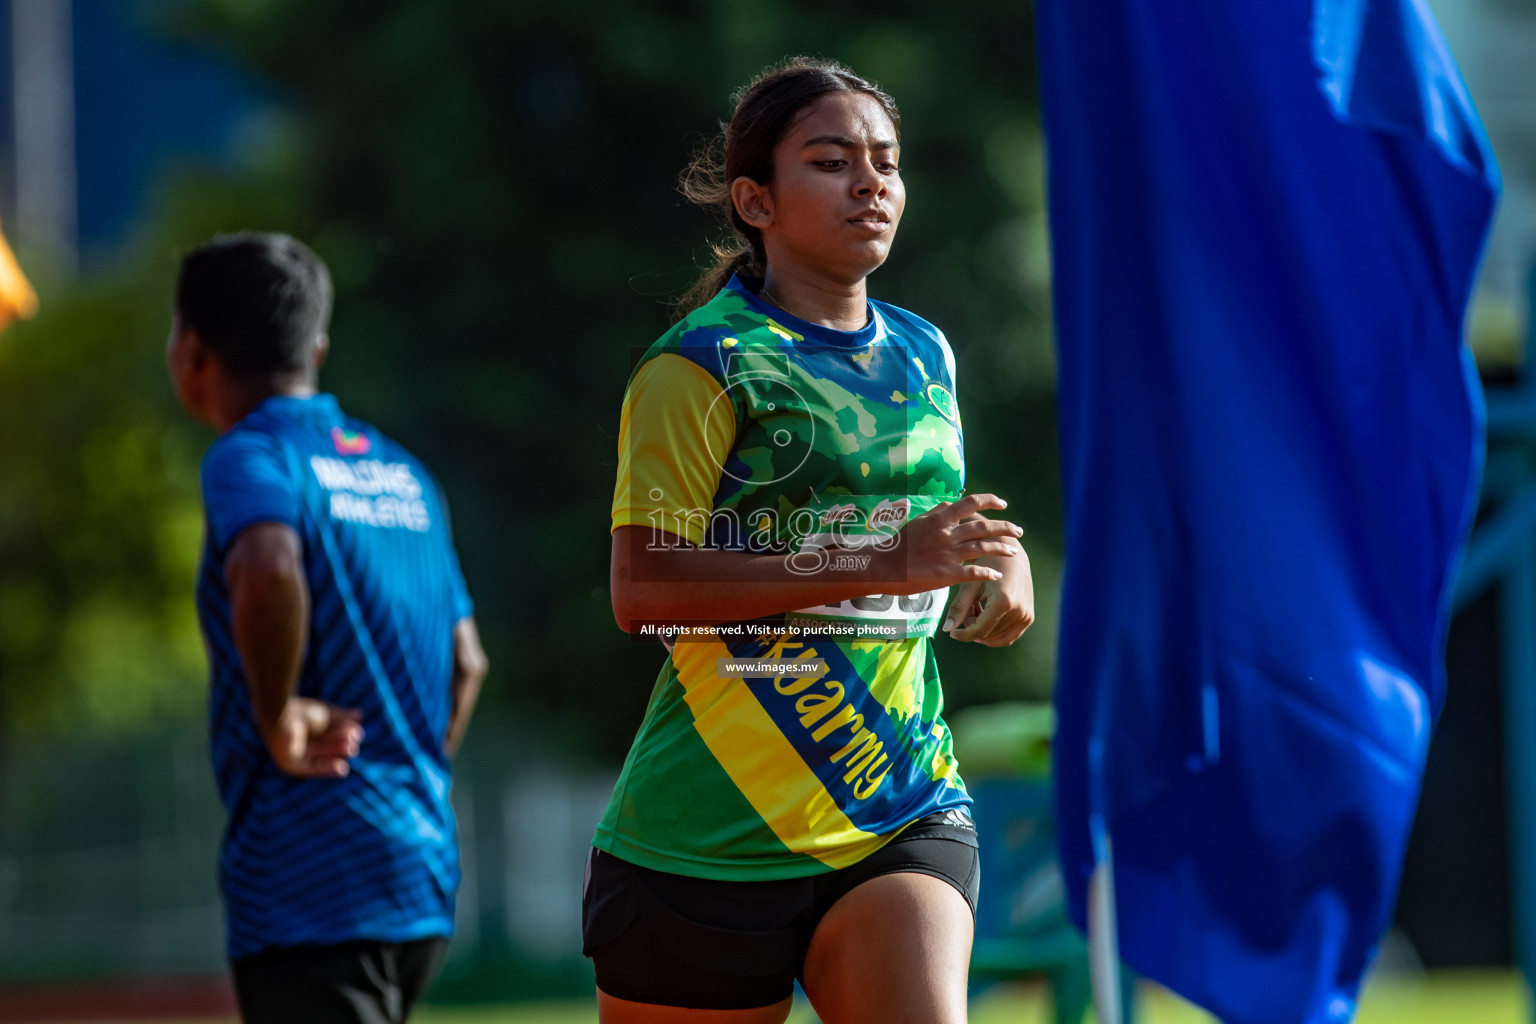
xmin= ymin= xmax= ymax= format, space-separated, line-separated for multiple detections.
xmin=445 ymin=617 xmax=488 ymax=756
xmin=225 ymin=522 xmax=361 ymax=777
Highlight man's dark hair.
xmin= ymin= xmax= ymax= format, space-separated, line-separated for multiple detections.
xmin=175 ymin=232 xmax=333 ymax=376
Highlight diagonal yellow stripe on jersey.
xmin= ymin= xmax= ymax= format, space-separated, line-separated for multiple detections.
xmin=671 ymin=636 xmax=886 ymax=869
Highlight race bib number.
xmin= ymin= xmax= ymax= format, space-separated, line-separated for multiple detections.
xmin=781 ymin=496 xmax=950 ymax=641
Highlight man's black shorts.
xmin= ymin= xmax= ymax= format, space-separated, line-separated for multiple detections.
xmin=581 ymin=809 xmax=979 ymax=1010
xmin=231 ymin=936 xmax=448 ymax=1024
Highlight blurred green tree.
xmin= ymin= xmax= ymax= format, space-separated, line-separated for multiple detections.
xmin=0 ymin=165 xmax=311 ymax=735
xmin=1 ymin=0 xmax=1057 ymax=759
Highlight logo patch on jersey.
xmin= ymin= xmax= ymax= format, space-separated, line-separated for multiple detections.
xmin=924 ymin=382 xmax=959 ymax=425
xmin=821 ymin=503 xmax=858 ymax=525
xmin=331 ymin=427 xmax=372 ymax=455
xmin=868 ymin=498 xmax=910 ymax=531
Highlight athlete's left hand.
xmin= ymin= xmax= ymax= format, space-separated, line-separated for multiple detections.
xmin=266 ymin=697 xmax=364 ymax=778
xmin=942 ymin=536 xmax=1034 ymax=647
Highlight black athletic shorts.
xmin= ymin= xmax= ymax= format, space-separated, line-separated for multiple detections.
xmin=581 ymin=809 xmax=979 ymax=1010
xmin=230 ymin=936 xmax=448 ymax=1024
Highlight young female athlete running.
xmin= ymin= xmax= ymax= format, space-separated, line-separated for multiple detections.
xmin=591 ymin=58 xmax=1035 ymax=1024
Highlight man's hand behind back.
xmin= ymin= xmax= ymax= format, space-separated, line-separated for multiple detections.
xmin=227 ymin=522 xmax=364 ymax=779
xmin=269 ymin=697 xmax=363 ymax=778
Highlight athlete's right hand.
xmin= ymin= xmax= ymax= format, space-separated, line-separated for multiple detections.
xmin=265 ymin=697 xmax=363 ymax=778
xmin=878 ymin=493 xmax=1022 ymax=595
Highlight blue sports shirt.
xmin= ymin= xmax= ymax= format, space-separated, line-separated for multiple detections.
xmin=195 ymin=393 xmax=474 ymax=961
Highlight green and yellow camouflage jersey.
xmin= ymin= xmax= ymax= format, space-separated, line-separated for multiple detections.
xmin=598 ymin=274 xmax=973 ymax=880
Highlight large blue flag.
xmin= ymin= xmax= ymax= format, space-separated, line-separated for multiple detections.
xmin=1040 ymin=1 xmax=1499 ymax=1021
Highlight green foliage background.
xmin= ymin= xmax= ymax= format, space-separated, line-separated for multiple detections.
xmin=0 ymin=0 xmax=1059 ymax=759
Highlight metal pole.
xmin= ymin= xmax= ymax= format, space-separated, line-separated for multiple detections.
xmin=1501 ymin=536 xmax=1536 ymax=1020
xmin=1513 ymin=262 xmax=1536 ymax=1022
xmin=1089 ymin=837 xmax=1123 ymax=1024
xmin=9 ymin=0 xmax=76 ymax=274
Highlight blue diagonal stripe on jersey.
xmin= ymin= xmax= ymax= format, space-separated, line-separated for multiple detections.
xmin=728 ymin=633 xmax=963 ymax=836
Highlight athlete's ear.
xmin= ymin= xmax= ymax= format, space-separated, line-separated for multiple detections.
xmin=186 ymin=330 xmax=214 ymax=371
xmin=311 ymin=334 xmax=330 ymax=375
xmin=166 ymin=321 xmax=218 ymax=426
xmin=168 ymin=313 xmax=200 ymax=365
xmin=730 ymin=176 xmax=774 ymax=230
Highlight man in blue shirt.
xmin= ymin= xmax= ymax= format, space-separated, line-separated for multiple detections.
xmin=166 ymin=232 xmax=488 ymax=1024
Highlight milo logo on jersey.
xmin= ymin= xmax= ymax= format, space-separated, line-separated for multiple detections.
xmin=792 ymin=497 xmax=915 ymax=552
xmin=784 ymin=494 xmax=949 ymax=640
xmin=819 ymin=503 xmax=860 ymax=526
xmin=867 ymin=498 xmax=911 ymax=531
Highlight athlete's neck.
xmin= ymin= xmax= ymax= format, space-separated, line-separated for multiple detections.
xmin=758 ymin=268 xmax=869 ymax=333
xmin=212 ymin=375 xmax=317 ymax=434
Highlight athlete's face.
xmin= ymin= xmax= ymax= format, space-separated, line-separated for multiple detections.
xmin=737 ymin=92 xmax=904 ymax=285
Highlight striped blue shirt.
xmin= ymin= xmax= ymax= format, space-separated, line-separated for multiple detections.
xmin=195 ymin=394 xmax=473 ymax=961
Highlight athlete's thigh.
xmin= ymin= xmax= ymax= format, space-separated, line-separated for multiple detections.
xmin=583 ymin=849 xmax=810 ymax=1019
xmin=800 ymin=872 xmax=973 ymax=1024
xmin=597 ymin=990 xmax=792 ymax=1024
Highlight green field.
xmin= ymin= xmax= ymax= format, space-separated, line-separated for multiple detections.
xmin=405 ymin=972 xmax=1527 ymax=1024
xmin=36 ymin=973 xmax=1525 ymax=1024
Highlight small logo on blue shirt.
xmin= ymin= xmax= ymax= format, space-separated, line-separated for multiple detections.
xmin=331 ymin=426 xmax=372 ymax=455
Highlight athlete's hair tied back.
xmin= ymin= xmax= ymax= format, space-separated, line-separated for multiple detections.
xmin=674 ymin=57 xmax=900 ymax=320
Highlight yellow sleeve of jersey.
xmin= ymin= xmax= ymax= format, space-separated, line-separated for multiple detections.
xmin=611 ymin=353 xmax=737 ymax=545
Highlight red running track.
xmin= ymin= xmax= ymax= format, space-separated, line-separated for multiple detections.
xmin=0 ymin=979 xmax=235 ymax=1022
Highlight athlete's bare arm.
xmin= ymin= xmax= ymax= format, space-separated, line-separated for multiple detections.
xmin=226 ymin=521 xmax=362 ymax=777
xmin=610 ymin=493 xmax=1022 ymax=632
xmin=445 ymin=617 xmax=488 ymax=756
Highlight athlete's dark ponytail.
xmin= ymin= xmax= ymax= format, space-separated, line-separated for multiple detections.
xmin=674 ymin=57 xmax=901 ymax=320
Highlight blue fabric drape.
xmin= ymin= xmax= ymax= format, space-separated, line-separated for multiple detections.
xmin=1040 ymin=1 xmax=1499 ymax=1020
